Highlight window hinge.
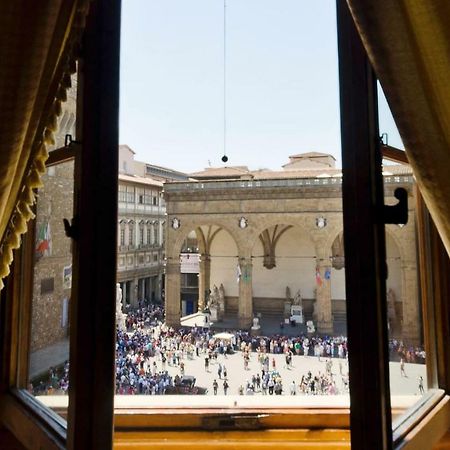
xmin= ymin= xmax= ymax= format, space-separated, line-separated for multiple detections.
xmin=383 ymin=187 xmax=408 ymax=225
xmin=202 ymin=414 xmax=267 ymax=430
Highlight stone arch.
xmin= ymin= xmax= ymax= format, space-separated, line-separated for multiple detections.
xmin=167 ymin=219 xmax=241 ymax=261
xmin=251 ymin=220 xmax=317 ymax=320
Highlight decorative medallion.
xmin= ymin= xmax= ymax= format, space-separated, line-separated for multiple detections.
xmin=238 ymin=217 xmax=248 ymax=229
xmin=315 ymin=216 xmax=327 ymax=229
xmin=171 ymin=217 xmax=181 ymax=229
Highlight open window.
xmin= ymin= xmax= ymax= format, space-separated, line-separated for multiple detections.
xmin=1 ymin=1 xmax=450 ymax=449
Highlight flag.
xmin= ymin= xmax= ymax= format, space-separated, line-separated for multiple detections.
xmin=316 ymin=266 xmax=322 ymax=286
xmin=324 ymin=269 xmax=331 ymax=280
xmin=236 ymin=264 xmax=242 ymax=283
xmin=36 ymin=220 xmax=52 ymax=259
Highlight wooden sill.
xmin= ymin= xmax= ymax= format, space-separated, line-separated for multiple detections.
xmin=2 ymin=391 xmax=449 ymax=450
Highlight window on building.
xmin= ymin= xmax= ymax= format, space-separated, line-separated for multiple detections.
xmin=120 ymin=227 xmax=125 ymax=246
xmin=139 ymin=226 xmax=144 ymax=245
xmin=126 ymin=186 xmax=135 ymax=203
xmin=152 ymin=222 xmax=158 ymax=246
xmin=128 ymin=225 xmax=134 ymax=246
xmin=119 ymin=184 xmax=127 ymax=202
xmin=147 ymin=226 xmax=151 ymax=245
xmin=40 ymin=277 xmax=55 ymax=295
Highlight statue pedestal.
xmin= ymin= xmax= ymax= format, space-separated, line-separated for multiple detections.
xmin=209 ymin=306 xmax=218 ymax=322
xmin=284 ymin=301 xmax=292 ymax=317
xmin=117 ymin=313 xmax=127 ymax=331
xmin=250 ymin=317 xmax=261 ymax=336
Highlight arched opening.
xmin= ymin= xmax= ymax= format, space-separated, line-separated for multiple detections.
xmin=251 ymin=224 xmax=316 ymax=332
xmin=168 ymin=224 xmax=239 ymax=325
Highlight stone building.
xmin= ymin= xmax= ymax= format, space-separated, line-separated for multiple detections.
xmin=117 ymin=145 xmax=189 ymax=307
xmin=30 ymin=78 xmax=77 ymax=352
xmin=163 ymin=152 xmax=420 ymax=343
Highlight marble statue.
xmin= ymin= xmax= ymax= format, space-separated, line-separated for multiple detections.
xmin=293 ymin=289 xmax=303 ymax=307
xmin=116 ymin=283 xmax=127 ymax=331
xmin=208 ymin=285 xmax=220 ymax=321
xmin=218 ymin=283 xmax=226 ymax=320
xmin=208 ymin=285 xmax=220 ymax=307
xmin=285 ymin=286 xmax=291 ymax=302
xmin=250 ymin=315 xmax=261 ymax=336
xmin=306 ymin=320 xmax=315 ymax=333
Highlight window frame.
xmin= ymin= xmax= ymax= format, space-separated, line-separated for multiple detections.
xmin=1 ymin=1 xmax=450 ymax=449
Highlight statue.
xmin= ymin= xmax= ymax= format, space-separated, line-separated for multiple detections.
xmin=250 ymin=316 xmax=261 ymax=336
xmin=284 ymin=286 xmax=292 ymax=317
xmin=285 ymin=286 xmax=291 ymax=302
xmin=116 ymin=283 xmax=127 ymax=331
xmin=208 ymin=285 xmax=220 ymax=321
xmin=208 ymin=285 xmax=219 ymax=307
xmin=293 ymin=289 xmax=303 ymax=307
xmin=218 ymin=283 xmax=226 ymax=319
xmin=306 ymin=320 xmax=315 ymax=333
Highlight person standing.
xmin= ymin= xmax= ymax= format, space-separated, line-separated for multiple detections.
xmin=213 ymin=379 xmax=218 ymax=395
xmin=418 ymin=376 xmax=425 ymax=394
xmin=223 ymin=379 xmax=229 ymax=395
xmin=400 ymin=358 xmax=406 ymax=377
xmin=217 ymin=363 xmax=222 ymax=379
xmin=290 ymin=380 xmax=296 ymax=395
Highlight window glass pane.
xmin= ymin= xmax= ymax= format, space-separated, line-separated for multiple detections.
xmin=28 ymin=159 xmax=74 ymax=419
xmin=116 ymin=0 xmax=349 ymax=405
xmin=378 ymin=84 xmax=431 ymax=426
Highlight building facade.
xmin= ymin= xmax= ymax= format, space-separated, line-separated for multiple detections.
xmin=117 ymin=146 xmax=165 ymax=307
xmin=164 ymin=153 xmax=420 ymax=343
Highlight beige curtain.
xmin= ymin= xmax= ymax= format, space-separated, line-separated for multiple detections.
xmin=346 ymin=0 xmax=450 ymax=255
xmin=0 ymin=1 xmax=88 ymax=289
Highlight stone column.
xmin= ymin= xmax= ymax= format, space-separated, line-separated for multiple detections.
xmin=401 ymin=263 xmax=420 ymax=344
xmin=198 ymin=254 xmax=211 ymax=311
xmin=315 ymin=260 xmax=333 ymax=334
xmin=165 ymin=260 xmax=181 ymax=327
xmin=130 ymin=279 xmax=138 ymax=308
xmin=238 ymin=258 xmax=253 ymax=329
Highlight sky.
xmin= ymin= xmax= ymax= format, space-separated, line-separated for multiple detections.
xmin=119 ymin=0 xmax=403 ymax=174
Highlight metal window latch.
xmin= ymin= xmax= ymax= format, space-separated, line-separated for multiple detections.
xmin=202 ymin=414 xmax=267 ymax=430
xmin=65 ymin=134 xmax=82 ymax=147
xmin=63 ymin=217 xmax=79 ymax=240
xmin=383 ymin=187 xmax=408 ymax=225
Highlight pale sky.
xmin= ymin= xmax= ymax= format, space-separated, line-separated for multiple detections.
xmin=119 ymin=0 xmax=403 ymax=174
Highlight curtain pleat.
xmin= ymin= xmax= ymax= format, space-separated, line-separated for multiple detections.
xmin=0 ymin=1 xmax=89 ymax=289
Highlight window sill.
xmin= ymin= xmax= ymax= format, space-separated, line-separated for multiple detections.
xmin=7 ymin=392 xmax=450 ymax=449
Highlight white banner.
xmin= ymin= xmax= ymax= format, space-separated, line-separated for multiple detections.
xmin=180 ymin=253 xmax=200 ymax=273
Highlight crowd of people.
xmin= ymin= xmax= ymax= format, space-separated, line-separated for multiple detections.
xmin=30 ymin=305 xmax=425 ymax=396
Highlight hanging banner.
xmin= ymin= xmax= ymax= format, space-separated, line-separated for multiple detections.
xmin=63 ymin=264 xmax=72 ymax=289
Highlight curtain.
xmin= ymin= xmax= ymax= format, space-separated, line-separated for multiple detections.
xmin=346 ymin=0 xmax=450 ymax=255
xmin=0 ymin=1 xmax=88 ymax=289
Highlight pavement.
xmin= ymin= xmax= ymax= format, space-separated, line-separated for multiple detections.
xmin=144 ymin=348 xmax=426 ymax=398
xmin=29 ymin=338 xmax=69 ymax=379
